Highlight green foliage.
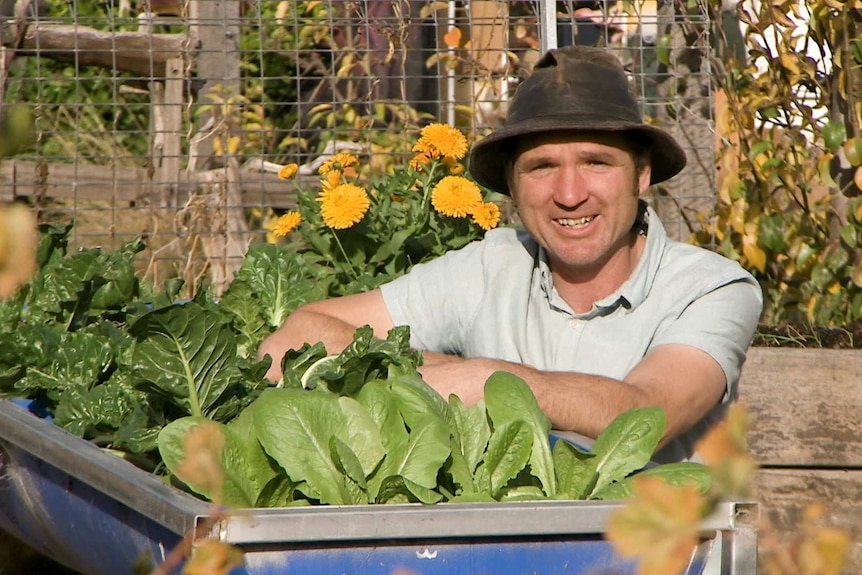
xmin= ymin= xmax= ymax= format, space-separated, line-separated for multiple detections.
xmin=157 ymin=349 xmax=708 ymax=506
xmin=705 ymin=0 xmax=862 ymax=325
xmin=1 ymin=222 xmax=709 ymax=507
xmin=3 ymin=0 xmax=148 ymax=161
xmin=218 ymin=243 xmax=328 ymax=354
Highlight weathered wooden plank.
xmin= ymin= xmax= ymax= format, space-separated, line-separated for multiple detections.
xmin=0 ymin=160 xmax=145 ymax=202
xmin=0 ymin=160 xmax=303 ymax=208
xmin=738 ymin=348 xmax=862 ymax=467
xmin=16 ymin=23 xmax=186 ymax=78
xmin=755 ymin=469 xmax=862 ymax=574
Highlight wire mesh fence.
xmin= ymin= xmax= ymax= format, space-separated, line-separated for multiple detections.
xmin=0 ymin=0 xmax=715 ymax=293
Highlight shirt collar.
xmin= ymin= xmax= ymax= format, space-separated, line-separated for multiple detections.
xmin=608 ymin=203 xmax=667 ymax=311
xmin=535 ymin=201 xmax=668 ymax=316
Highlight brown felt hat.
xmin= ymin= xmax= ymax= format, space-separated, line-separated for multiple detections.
xmin=468 ymin=45 xmax=687 ymax=195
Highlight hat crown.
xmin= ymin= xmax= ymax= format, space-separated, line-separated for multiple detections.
xmin=507 ymin=46 xmax=642 ymax=128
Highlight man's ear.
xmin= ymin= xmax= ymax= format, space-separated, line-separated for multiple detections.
xmin=638 ymin=164 xmax=652 ymax=196
xmin=505 ymin=162 xmax=518 ymax=204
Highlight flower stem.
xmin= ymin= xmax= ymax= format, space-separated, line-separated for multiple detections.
xmin=331 ymin=230 xmax=358 ymax=280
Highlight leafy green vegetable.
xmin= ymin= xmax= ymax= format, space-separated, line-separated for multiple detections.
xmin=553 ymin=439 xmax=597 ymax=500
xmin=586 ymin=407 xmax=666 ymax=498
xmin=129 ymin=302 xmax=256 ymax=419
xmin=219 ymin=244 xmax=327 ymax=353
xmin=251 ymin=388 xmax=363 ymax=505
xmin=591 ymin=462 xmax=713 ymax=500
xmin=483 ymin=419 xmax=533 ymax=497
xmin=158 ymin=416 xmax=270 ymax=507
xmin=484 ymin=371 xmax=556 ymax=496
xmin=449 ymin=394 xmax=490 ymax=474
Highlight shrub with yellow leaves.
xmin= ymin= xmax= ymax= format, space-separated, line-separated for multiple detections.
xmin=268 ymin=124 xmax=503 ymax=296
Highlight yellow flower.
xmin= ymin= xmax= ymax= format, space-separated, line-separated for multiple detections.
xmin=317 ymin=183 xmax=370 ymax=229
xmin=278 ymin=163 xmax=299 ymax=180
xmin=319 ymin=152 xmax=359 ymax=175
xmin=413 ymin=123 xmax=468 ymax=160
xmin=321 ymin=169 xmax=342 ymax=191
xmin=271 ymin=211 xmax=302 ymax=237
xmin=472 ymin=202 xmax=501 ymax=231
xmin=443 ymin=156 xmax=464 ymax=175
xmin=431 ymin=176 xmax=482 ymax=218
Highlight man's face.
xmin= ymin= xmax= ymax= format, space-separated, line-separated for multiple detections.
xmin=509 ymin=131 xmax=651 ymax=279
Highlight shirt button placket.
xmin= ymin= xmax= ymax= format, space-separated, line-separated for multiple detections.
xmin=559 ymin=317 xmax=584 ymax=362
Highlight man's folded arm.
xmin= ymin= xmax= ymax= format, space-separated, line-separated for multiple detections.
xmin=258 ymin=289 xmax=395 ymax=380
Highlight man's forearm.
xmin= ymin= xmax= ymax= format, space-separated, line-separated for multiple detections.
xmin=258 ymin=289 xmax=398 ymax=381
xmin=419 ymin=356 xmax=641 ymax=436
xmin=418 ymin=345 xmax=725 ymax=447
xmin=258 ymin=308 xmax=360 ymax=380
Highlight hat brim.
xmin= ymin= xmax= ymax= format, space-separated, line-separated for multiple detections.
xmin=468 ymin=121 xmax=687 ymax=195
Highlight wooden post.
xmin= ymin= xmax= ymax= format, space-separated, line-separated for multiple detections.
xmin=151 ymin=57 xmax=184 ymax=208
xmin=466 ymin=1 xmax=509 ymax=131
xmin=186 ymin=0 xmax=247 ymax=295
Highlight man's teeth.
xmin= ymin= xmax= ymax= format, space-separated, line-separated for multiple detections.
xmin=557 ymin=216 xmax=594 ymax=228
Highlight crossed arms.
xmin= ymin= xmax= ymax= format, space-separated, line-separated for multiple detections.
xmin=257 ymin=288 xmax=728 ymax=446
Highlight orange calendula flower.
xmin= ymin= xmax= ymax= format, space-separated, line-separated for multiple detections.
xmin=318 ymin=152 xmax=359 ymax=175
xmin=412 ymin=123 xmax=468 ymax=160
xmin=271 ymin=211 xmax=301 ymax=237
xmin=472 ymin=202 xmax=501 ymax=231
xmin=317 ymin=183 xmax=370 ymax=229
xmin=278 ymin=163 xmax=299 ymax=180
xmin=431 ymin=175 xmax=482 ymax=218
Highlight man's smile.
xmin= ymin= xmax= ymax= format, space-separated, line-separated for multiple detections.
xmin=555 ymin=216 xmax=595 ymax=229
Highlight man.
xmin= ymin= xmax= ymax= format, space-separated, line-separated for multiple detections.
xmin=258 ymin=45 xmax=763 ymax=462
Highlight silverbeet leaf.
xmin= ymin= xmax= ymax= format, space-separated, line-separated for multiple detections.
xmin=129 ymin=302 xmax=241 ymax=418
xmin=220 ymin=243 xmax=326 ymax=339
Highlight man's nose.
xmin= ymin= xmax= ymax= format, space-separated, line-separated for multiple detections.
xmin=552 ymin=166 xmax=589 ymax=207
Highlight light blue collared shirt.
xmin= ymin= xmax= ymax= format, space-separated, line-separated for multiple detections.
xmin=380 ymin=206 xmax=763 ymax=461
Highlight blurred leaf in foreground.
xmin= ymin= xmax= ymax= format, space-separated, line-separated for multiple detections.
xmin=606 ymin=476 xmax=704 ymax=575
xmin=695 ymin=403 xmax=757 ymax=498
xmin=0 ymin=203 xmax=37 ymax=300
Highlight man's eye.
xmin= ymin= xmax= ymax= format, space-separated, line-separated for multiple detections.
xmin=530 ymin=162 xmax=553 ymax=171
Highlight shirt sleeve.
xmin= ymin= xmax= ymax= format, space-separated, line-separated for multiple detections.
xmin=379 ymin=239 xmax=489 ymax=354
xmin=649 ymin=278 xmax=763 ymax=401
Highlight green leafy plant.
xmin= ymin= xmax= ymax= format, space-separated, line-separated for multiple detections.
xmin=0 ymin=199 xmax=710 ymax=506
xmin=158 ymin=346 xmax=711 ymax=507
